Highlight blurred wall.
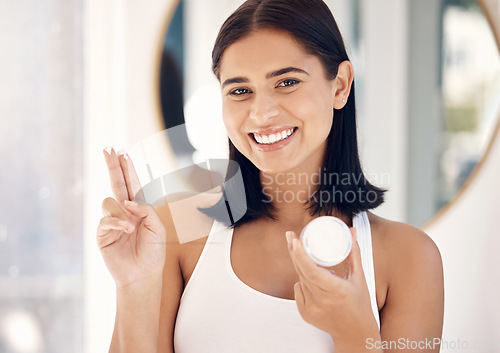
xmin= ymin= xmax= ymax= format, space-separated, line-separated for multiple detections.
xmin=0 ymin=1 xmax=84 ymax=352
xmin=426 ymin=125 xmax=500 ymax=347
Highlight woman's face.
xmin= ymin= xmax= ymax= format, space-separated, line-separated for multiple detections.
xmin=219 ymin=28 xmax=340 ymax=175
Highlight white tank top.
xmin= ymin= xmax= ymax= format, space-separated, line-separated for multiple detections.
xmin=173 ymin=211 xmax=380 ymax=352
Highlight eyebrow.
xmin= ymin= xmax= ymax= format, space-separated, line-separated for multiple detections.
xmin=221 ymin=67 xmax=309 ymax=89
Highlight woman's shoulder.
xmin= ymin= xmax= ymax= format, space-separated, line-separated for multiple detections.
xmin=367 ymin=210 xmax=442 ymax=263
xmin=367 ymin=211 xmax=443 ymax=310
xmin=153 ymin=193 xmax=217 ymax=282
xmin=154 ymin=192 xmax=219 ymax=243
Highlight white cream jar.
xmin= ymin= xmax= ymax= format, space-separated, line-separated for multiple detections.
xmin=299 ymin=216 xmax=352 ymax=267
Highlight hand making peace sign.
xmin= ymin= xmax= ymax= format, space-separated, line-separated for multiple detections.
xmin=97 ymin=148 xmax=167 ymax=289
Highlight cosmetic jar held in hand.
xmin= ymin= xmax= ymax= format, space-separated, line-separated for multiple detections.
xmin=300 ymin=216 xmax=352 ymax=267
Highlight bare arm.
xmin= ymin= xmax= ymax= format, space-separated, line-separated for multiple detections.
xmin=378 ymin=223 xmax=444 ymax=352
xmin=99 ymin=149 xmax=168 ymax=352
xmin=108 ymin=201 xmax=184 ymax=353
xmin=155 ymin=202 xmax=184 ymax=353
xmin=110 ymin=277 xmax=163 ymax=353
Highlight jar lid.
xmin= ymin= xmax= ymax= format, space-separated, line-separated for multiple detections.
xmin=299 ymin=216 xmax=352 ymax=267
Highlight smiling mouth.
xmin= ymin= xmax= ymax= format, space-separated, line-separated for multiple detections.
xmin=250 ymin=127 xmax=298 ymax=145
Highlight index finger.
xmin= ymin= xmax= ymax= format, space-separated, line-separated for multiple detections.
xmin=118 ymin=153 xmax=145 ymax=203
xmin=103 ymin=147 xmax=129 ymax=203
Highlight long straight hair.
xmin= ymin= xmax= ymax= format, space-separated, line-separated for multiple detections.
xmin=199 ymin=0 xmax=386 ymax=228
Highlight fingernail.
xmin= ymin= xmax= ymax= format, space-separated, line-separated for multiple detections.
xmin=103 ymin=146 xmax=112 ymax=154
xmin=292 ymin=238 xmax=298 ymax=250
xmin=124 ymin=153 xmax=130 ymax=160
xmin=124 ymin=200 xmax=137 ymax=207
xmin=285 ymin=231 xmax=291 ymax=244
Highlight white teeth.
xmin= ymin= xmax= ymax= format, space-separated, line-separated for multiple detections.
xmin=253 ymin=128 xmax=295 ymax=145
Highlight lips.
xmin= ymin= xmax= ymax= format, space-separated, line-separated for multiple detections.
xmin=249 ymin=127 xmax=298 ymax=145
xmin=249 ymin=127 xmax=298 ymax=152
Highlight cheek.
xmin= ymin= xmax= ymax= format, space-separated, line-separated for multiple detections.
xmin=292 ymin=96 xmax=333 ymax=143
xmin=222 ymin=103 xmax=246 ymax=142
xmin=313 ymin=92 xmax=334 ymax=126
xmin=291 ymin=93 xmax=333 ymax=127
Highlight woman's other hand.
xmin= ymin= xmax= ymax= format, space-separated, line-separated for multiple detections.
xmin=97 ymin=147 xmax=167 ymax=289
xmin=286 ymin=228 xmax=381 ymax=352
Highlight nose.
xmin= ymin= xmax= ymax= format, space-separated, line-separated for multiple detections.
xmin=249 ymin=91 xmax=280 ymax=122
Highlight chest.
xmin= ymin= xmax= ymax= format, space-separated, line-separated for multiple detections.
xmin=179 ymin=227 xmax=300 ymax=300
xmin=230 ymin=228 xmax=299 ymax=300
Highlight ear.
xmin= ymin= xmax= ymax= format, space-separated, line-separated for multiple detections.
xmin=333 ymin=60 xmax=354 ymax=110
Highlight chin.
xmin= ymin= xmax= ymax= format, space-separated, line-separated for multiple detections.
xmin=255 ymin=161 xmax=299 ymax=175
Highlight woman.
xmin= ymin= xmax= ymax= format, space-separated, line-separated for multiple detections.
xmin=98 ymin=0 xmax=444 ymax=352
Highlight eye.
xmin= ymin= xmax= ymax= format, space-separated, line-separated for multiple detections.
xmin=229 ymin=88 xmax=252 ymax=96
xmin=277 ymin=79 xmax=300 ymax=88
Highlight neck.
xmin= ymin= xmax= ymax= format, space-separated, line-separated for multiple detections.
xmin=259 ymin=164 xmax=351 ymax=229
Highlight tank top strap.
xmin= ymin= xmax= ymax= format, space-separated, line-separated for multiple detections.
xmin=206 ymin=218 xmax=232 ymax=248
xmin=353 ymin=211 xmax=380 ymax=329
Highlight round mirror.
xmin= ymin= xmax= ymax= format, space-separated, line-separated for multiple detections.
xmin=158 ymin=0 xmax=500 ymax=227
xmin=428 ymin=0 xmax=500 ymax=226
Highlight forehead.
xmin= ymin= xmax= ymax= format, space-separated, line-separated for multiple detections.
xmin=219 ymin=28 xmax=319 ymax=80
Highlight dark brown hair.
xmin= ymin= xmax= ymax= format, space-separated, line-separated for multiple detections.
xmin=200 ymin=0 xmax=386 ymax=227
